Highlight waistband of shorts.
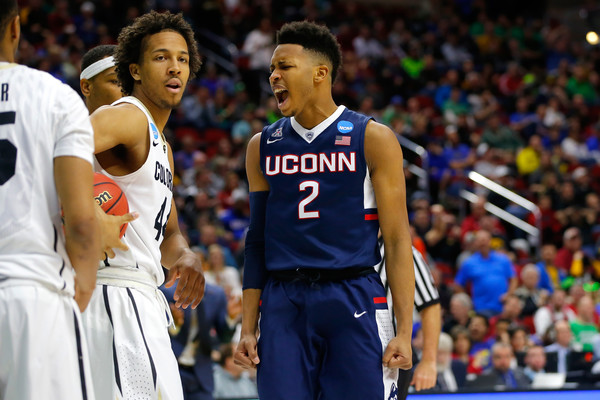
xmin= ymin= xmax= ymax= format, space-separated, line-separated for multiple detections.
xmin=97 ymin=267 xmax=173 ymax=328
xmin=270 ymin=267 xmax=375 ymax=282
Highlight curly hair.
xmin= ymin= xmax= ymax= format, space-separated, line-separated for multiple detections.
xmin=276 ymin=21 xmax=342 ymax=84
xmin=115 ymin=11 xmax=201 ymax=95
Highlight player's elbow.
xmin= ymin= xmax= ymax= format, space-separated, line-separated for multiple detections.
xmin=65 ymin=215 xmax=98 ymax=246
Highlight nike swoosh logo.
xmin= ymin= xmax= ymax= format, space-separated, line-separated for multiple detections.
xmin=267 ymin=138 xmax=283 ymax=144
xmin=354 ymin=311 xmax=367 ymax=318
xmin=152 ymin=141 xmax=159 ymax=147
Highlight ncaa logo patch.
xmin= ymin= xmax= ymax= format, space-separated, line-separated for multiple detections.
xmin=150 ymin=122 xmax=160 ymax=140
xmin=337 ymin=120 xmax=353 ymax=133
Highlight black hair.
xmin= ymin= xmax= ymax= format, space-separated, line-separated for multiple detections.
xmin=81 ymin=45 xmax=117 ymax=74
xmin=115 ymin=11 xmax=201 ymax=95
xmin=0 ymin=0 xmax=18 ymax=35
xmin=471 ymin=313 xmax=489 ymax=327
xmin=276 ymin=20 xmax=342 ymax=84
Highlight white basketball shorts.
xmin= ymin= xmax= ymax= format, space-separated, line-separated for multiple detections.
xmin=82 ymin=284 xmax=183 ymax=400
xmin=0 ymin=283 xmax=95 ymax=400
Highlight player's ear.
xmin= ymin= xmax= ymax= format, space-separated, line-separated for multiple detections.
xmin=314 ymin=64 xmax=329 ymax=84
xmin=129 ymin=63 xmax=141 ymax=82
xmin=80 ymin=79 xmax=91 ymax=97
xmin=9 ymin=15 xmax=20 ymax=47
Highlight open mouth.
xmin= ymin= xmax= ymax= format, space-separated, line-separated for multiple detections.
xmin=274 ymin=88 xmax=289 ymax=107
xmin=166 ymin=80 xmax=182 ymax=94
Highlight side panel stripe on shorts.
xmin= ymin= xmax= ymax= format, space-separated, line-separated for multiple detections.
xmin=103 ymin=285 xmax=123 ymax=396
xmin=126 ymin=288 xmax=158 ymax=388
xmin=72 ymin=310 xmax=88 ymax=400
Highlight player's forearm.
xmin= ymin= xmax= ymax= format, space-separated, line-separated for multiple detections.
xmin=386 ymin=234 xmax=415 ymax=339
xmin=65 ymin=216 xmax=100 ymax=287
xmin=240 ymin=288 xmax=262 ymax=335
xmin=420 ymin=303 xmax=441 ymax=362
xmin=160 ymin=231 xmax=191 ymax=269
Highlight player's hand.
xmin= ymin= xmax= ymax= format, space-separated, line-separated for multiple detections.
xmin=382 ymin=336 xmax=412 ymax=370
xmin=234 ymin=333 xmax=260 ymax=369
xmin=411 ymin=359 xmax=437 ymax=391
xmin=96 ymin=205 xmax=137 ymax=258
xmin=74 ymin=272 xmax=96 ymax=313
xmin=164 ymin=251 xmax=205 ymax=309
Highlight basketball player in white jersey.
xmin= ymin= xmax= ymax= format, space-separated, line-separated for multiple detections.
xmin=81 ymin=11 xmax=206 ymax=400
xmin=80 ymin=44 xmax=123 ymax=114
xmin=0 ymin=1 xmax=100 ymax=398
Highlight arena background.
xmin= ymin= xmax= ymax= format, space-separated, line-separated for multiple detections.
xmin=16 ymin=0 xmax=600 ymax=398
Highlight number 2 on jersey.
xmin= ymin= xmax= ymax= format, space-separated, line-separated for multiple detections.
xmin=299 ymin=180 xmax=319 ymax=219
xmin=154 ymin=197 xmax=171 ymax=241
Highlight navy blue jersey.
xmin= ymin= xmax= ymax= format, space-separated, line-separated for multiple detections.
xmin=260 ymin=106 xmax=381 ymax=271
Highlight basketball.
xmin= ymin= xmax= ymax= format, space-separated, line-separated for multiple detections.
xmin=94 ymin=173 xmax=129 ymax=238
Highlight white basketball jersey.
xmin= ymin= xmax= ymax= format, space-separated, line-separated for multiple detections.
xmin=94 ymin=96 xmax=174 ymax=285
xmin=0 ymin=63 xmax=94 ymax=293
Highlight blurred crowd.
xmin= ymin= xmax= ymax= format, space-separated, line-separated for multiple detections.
xmin=15 ymin=0 xmax=600 ymax=396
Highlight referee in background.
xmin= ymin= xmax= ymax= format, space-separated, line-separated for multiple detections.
xmin=376 ymin=239 xmax=442 ymax=398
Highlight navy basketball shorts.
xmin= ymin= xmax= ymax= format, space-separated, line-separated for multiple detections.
xmin=257 ymin=272 xmax=400 ymax=400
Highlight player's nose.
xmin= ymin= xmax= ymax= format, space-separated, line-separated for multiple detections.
xmin=167 ymin=58 xmax=181 ymax=75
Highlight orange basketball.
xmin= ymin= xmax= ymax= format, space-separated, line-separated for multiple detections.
xmin=93 ymin=173 xmax=129 ymax=238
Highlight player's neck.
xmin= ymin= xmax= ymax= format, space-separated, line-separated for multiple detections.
xmin=293 ymin=96 xmax=338 ymax=130
xmin=131 ymin=89 xmax=172 ymax=131
xmin=0 ymin=47 xmax=15 ymax=63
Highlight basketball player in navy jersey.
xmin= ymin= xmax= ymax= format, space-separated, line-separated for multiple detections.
xmin=81 ymin=12 xmax=205 ymax=400
xmin=235 ymin=21 xmax=415 ymax=400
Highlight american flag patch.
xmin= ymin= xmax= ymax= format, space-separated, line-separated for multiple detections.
xmin=335 ymin=135 xmax=351 ymax=146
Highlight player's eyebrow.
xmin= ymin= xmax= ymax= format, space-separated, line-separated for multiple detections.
xmin=151 ymin=48 xmax=189 ymax=55
xmin=270 ymin=59 xmax=290 ymax=69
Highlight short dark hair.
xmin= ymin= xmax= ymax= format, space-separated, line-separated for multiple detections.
xmin=471 ymin=313 xmax=489 ymax=327
xmin=81 ymin=45 xmax=117 ymax=74
xmin=276 ymin=20 xmax=342 ymax=84
xmin=115 ymin=11 xmax=201 ymax=95
xmin=0 ymin=0 xmax=18 ymax=34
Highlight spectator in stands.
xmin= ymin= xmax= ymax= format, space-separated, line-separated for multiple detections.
xmin=515 ymin=264 xmax=550 ymax=320
xmin=425 ymin=204 xmax=462 ymax=267
xmin=509 ymin=326 xmax=530 ymax=358
xmin=198 ymin=224 xmax=238 ymax=269
xmin=545 ymin=320 xmax=576 ymax=374
xmin=467 ymin=314 xmax=495 ymax=375
xmin=455 ymin=230 xmax=517 ymax=316
xmin=570 ymin=295 xmax=600 ymax=352
xmin=555 ymin=227 xmax=589 ymax=274
xmin=534 ymin=289 xmax=577 ymax=340
xmin=443 ymin=292 xmax=473 ymax=334
xmin=460 ymin=198 xmax=505 ymax=242
xmin=451 ymin=326 xmax=472 ymax=368
xmin=213 ymin=343 xmax=258 ymax=399
xmin=241 ymin=17 xmax=274 ymax=102
xmin=516 ymin=135 xmax=544 ymax=176
xmin=523 ymin=345 xmax=548 ymax=382
xmin=536 ymin=243 xmax=564 ymax=290
xmin=489 ymin=295 xmax=527 ymax=336
xmin=433 ymin=332 xmax=467 ymax=392
xmin=481 ymin=114 xmax=523 ymax=160
xmin=470 ymin=342 xmax=530 ymax=389
xmin=205 ymin=244 xmax=242 ymax=298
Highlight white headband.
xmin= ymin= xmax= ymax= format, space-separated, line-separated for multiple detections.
xmin=80 ymin=56 xmax=116 ymax=80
